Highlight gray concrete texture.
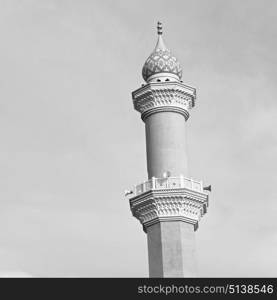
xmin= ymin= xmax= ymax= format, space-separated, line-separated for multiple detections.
xmin=145 ymin=111 xmax=188 ymax=179
xmin=147 ymin=221 xmax=197 ymax=277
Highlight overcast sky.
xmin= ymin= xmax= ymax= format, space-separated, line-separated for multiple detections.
xmin=0 ymin=0 xmax=276 ymax=277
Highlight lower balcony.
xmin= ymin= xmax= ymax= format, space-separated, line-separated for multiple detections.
xmin=133 ymin=176 xmax=203 ymax=196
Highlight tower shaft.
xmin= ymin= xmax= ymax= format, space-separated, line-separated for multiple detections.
xmin=145 ymin=111 xmax=188 ymax=179
xmin=147 ymin=221 xmax=196 ymax=277
xmin=128 ymin=22 xmax=209 ymax=278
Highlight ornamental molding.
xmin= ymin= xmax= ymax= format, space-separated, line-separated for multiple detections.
xmin=141 ymin=106 xmax=189 ymax=122
xmin=129 ymin=188 xmax=208 ymax=232
xmin=132 ymin=82 xmax=196 ymax=121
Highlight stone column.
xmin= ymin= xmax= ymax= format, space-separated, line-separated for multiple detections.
xmin=145 ymin=111 xmax=188 ymax=179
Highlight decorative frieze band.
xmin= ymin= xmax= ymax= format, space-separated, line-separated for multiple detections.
xmin=132 ymin=82 xmax=196 ymax=121
xmin=129 ymin=188 xmax=208 ymax=232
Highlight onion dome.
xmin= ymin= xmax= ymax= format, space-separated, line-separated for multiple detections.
xmin=142 ymin=22 xmax=182 ymax=82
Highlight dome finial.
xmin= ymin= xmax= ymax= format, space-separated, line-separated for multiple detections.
xmin=157 ymin=21 xmax=162 ymax=35
xmin=142 ymin=23 xmax=182 ymax=82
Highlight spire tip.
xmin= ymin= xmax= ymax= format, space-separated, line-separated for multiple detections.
xmin=157 ymin=21 xmax=162 ymax=35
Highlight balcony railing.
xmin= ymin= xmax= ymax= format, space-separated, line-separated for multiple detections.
xmin=133 ymin=176 xmax=203 ymax=196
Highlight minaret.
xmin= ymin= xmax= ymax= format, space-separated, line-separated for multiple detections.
xmin=127 ymin=22 xmax=210 ymax=278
